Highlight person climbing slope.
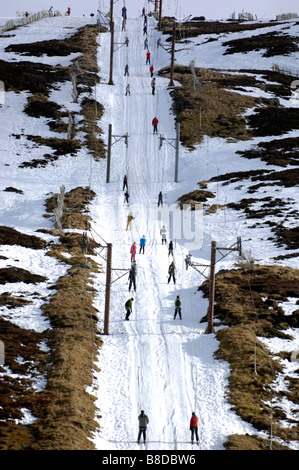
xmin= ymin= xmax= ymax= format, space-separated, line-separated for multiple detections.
xmin=157 ymin=190 xmax=162 ymax=206
xmin=168 ymin=261 xmax=176 ymax=284
xmin=152 ymin=116 xmax=158 ymax=134
xmin=125 ymin=297 xmax=134 ymax=320
xmin=190 ymin=412 xmax=199 ymax=444
xmin=139 ymin=235 xmax=146 ymax=254
xmin=146 ymin=50 xmax=151 ymax=65
xmin=128 ymin=262 xmax=136 ymax=291
xmin=122 ymin=6 xmax=127 ymax=20
xmin=160 ymin=225 xmax=167 ymax=244
xmin=130 ymin=241 xmax=137 ymax=261
xmin=168 ymin=240 xmax=174 ymax=257
xmin=174 ymin=295 xmax=182 ymax=319
xmin=151 ymin=77 xmax=156 ymax=95
xmin=126 ymin=211 xmax=135 ymax=230
xmin=137 ymin=410 xmax=149 ymax=444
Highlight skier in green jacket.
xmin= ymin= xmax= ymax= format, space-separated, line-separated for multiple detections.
xmin=125 ymin=298 xmax=134 ymax=320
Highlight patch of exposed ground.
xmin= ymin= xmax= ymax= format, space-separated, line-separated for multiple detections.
xmin=4 ymin=24 xmax=105 ymax=91
xmin=79 ymin=97 xmax=106 ymax=160
xmin=0 ymin=59 xmax=68 ymax=96
xmin=221 ymin=68 xmax=294 ymax=98
xmin=2 ymin=23 xmax=106 ymax=166
xmin=247 ymin=107 xmax=299 ymax=137
xmin=0 ymin=186 xmax=103 ymax=450
xmin=204 ymin=169 xmax=298 ymax=252
xmin=45 ymin=186 xmax=96 ymax=231
xmin=271 ymin=224 xmax=299 ymax=251
xmin=160 ymin=17 xmax=282 ymax=39
xmin=224 ymin=434 xmax=291 ymax=450
xmin=0 ymin=267 xmax=47 ymax=285
xmin=0 ymin=293 xmax=32 ymax=309
xmin=18 ymin=136 xmax=82 ymax=168
xmin=3 ymin=187 xmax=24 ymax=194
xmin=177 ymin=189 xmax=215 ymax=209
xmin=199 ymin=264 xmax=299 ymax=448
xmin=226 ymin=196 xmax=298 ymax=252
xmin=237 ymin=137 xmax=299 ymax=167
xmin=160 ymin=63 xmax=297 ymax=150
xmin=0 ymin=226 xmax=47 ymax=249
xmin=0 ymin=319 xmax=48 ymax=450
xmin=159 ymin=66 xmax=260 ymax=149
xmin=223 ymin=31 xmax=299 ymax=57
xmin=24 ymin=93 xmax=69 ymax=134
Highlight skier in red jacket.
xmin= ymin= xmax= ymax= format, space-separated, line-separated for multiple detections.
xmin=152 ymin=117 xmax=158 ymax=134
xmin=190 ymin=412 xmax=199 ymax=444
xmin=146 ymin=50 xmax=151 ymax=65
xmin=150 ymin=65 xmax=154 ymax=77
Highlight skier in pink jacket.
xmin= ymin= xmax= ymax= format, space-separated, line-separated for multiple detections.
xmin=130 ymin=242 xmax=137 ymax=261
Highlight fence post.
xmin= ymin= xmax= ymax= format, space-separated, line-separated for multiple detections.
xmin=0 ymin=340 xmax=4 ymax=365
xmin=205 ymin=241 xmax=216 ymax=334
xmin=67 ymin=112 xmax=73 ymax=139
xmin=53 ymin=185 xmax=65 ymax=231
xmin=0 ymin=10 xmax=57 ymax=34
xmin=104 ymin=243 xmax=112 ymax=335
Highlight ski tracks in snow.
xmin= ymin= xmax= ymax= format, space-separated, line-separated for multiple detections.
xmin=91 ymin=15 xmax=254 ymax=451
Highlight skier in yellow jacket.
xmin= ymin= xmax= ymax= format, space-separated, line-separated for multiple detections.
xmin=126 ymin=212 xmax=135 ymax=230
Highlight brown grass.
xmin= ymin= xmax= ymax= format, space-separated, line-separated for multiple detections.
xmin=24 ymin=94 xmax=69 ymax=134
xmin=4 ymin=24 xmax=107 ymax=166
xmin=0 ymin=186 xmax=103 ymax=449
xmin=34 ymin=186 xmax=103 ymax=449
xmin=32 ymin=267 xmax=102 ymax=450
xmin=161 ymin=64 xmax=297 ymax=151
xmin=45 ymin=186 xmax=96 ymax=231
xmin=159 ymin=17 xmax=282 ymax=38
xmin=223 ymin=31 xmax=299 ymax=57
xmin=224 ymin=433 xmax=290 ymax=450
xmin=0 ymin=293 xmax=32 ymax=308
xmin=161 ymin=66 xmax=258 ymax=149
xmin=177 ymin=189 xmax=215 ymax=209
xmin=79 ymin=98 xmax=106 ymax=160
xmin=19 ymin=136 xmax=82 ymax=169
xmin=0 ymin=267 xmax=47 ymax=285
xmin=0 ymin=226 xmax=47 ymax=249
xmin=199 ymin=264 xmax=299 ymax=448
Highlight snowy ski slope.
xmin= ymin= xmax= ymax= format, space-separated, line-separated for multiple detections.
xmin=0 ymin=9 xmax=298 ymax=451
xmin=89 ymin=15 xmax=267 ymax=450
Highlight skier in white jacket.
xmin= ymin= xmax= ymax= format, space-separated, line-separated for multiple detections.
xmin=160 ymin=225 xmax=167 ymax=245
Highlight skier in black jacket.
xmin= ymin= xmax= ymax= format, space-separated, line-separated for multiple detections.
xmin=158 ymin=190 xmax=163 ymax=206
xmin=168 ymin=261 xmax=176 ymax=284
xmin=174 ymin=295 xmax=182 ymax=319
xmin=128 ymin=262 xmax=136 ymax=291
xmin=137 ymin=410 xmax=149 ymax=444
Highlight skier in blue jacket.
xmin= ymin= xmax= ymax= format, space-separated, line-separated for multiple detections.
xmin=139 ymin=235 xmax=146 ymax=254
